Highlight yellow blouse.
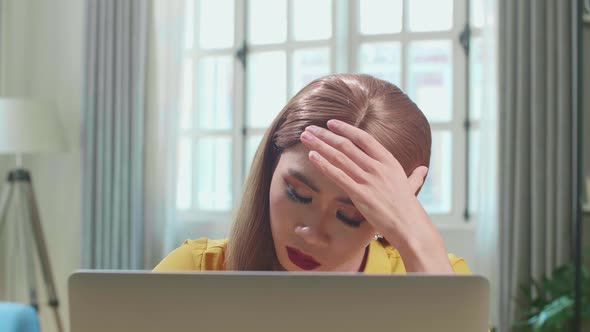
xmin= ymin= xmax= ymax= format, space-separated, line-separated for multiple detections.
xmin=153 ymin=238 xmax=471 ymax=273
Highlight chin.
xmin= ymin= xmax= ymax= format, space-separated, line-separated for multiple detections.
xmin=275 ymin=249 xmax=297 ymax=271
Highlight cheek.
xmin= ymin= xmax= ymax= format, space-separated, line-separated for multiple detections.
xmin=269 ymin=192 xmax=318 ymax=245
xmin=269 ymin=184 xmax=296 ymax=237
xmin=269 ymin=195 xmax=287 ymax=228
xmin=323 ymin=221 xmax=375 ymax=255
xmin=331 ymin=228 xmax=374 ymax=252
xmin=270 ymin=195 xmax=305 ymax=228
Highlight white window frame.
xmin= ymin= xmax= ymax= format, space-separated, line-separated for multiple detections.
xmin=177 ymin=0 xmax=475 ymax=234
xmin=466 ymin=1 xmax=485 ymax=226
xmin=176 ymin=0 xmax=246 ymax=229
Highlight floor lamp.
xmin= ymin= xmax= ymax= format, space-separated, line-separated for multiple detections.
xmin=0 ymin=98 xmax=65 ymax=332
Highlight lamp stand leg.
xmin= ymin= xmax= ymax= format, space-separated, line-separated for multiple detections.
xmin=11 ymin=169 xmax=64 ymax=332
xmin=0 ymin=178 xmax=14 ymax=300
xmin=14 ymin=182 xmax=41 ymax=311
xmin=0 ymin=178 xmax=14 ymax=238
xmin=23 ymin=180 xmax=64 ymax=332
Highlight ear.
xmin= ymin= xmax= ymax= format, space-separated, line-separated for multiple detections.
xmin=408 ymin=166 xmax=428 ymax=196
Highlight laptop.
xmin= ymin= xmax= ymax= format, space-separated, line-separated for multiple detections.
xmin=68 ymin=271 xmax=489 ymax=332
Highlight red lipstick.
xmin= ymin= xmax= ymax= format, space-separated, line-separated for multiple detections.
xmin=286 ymin=246 xmax=321 ymax=270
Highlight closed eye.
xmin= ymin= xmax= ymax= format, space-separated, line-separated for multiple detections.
xmin=336 ymin=210 xmax=364 ymax=228
xmin=286 ymin=185 xmax=312 ymax=204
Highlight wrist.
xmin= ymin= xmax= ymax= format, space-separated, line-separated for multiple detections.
xmin=395 ymin=233 xmax=453 ymax=273
xmin=382 ymin=206 xmax=453 ymax=273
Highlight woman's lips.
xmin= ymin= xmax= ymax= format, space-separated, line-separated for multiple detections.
xmin=286 ymin=246 xmax=321 ymax=270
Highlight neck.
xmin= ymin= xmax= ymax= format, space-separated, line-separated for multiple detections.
xmin=331 ymin=244 xmax=369 ymax=272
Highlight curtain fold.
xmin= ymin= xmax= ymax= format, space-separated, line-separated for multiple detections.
xmin=82 ymin=0 xmax=149 ymax=269
xmin=472 ymin=0 xmax=499 ymax=327
xmin=498 ymin=0 xmax=574 ymax=330
xmin=143 ymin=0 xmax=185 ymax=268
xmin=144 ymin=0 xmax=234 ymax=267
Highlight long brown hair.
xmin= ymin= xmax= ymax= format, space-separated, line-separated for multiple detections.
xmin=225 ymin=74 xmax=431 ymax=270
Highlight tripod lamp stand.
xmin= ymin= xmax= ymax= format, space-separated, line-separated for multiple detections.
xmin=0 ymin=98 xmax=66 ymax=332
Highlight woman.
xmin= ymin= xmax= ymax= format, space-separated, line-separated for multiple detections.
xmin=154 ymin=74 xmax=469 ymax=274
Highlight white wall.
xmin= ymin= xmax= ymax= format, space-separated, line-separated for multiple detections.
xmin=0 ymin=2 xmax=84 ymax=331
xmin=26 ymin=1 xmax=84 ymax=331
xmin=0 ymin=0 xmax=35 ymax=96
xmin=0 ymin=0 xmax=30 ymax=308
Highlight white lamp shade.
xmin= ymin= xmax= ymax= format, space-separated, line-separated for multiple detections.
xmin=0 ymin=98 xmax=66 ymax=154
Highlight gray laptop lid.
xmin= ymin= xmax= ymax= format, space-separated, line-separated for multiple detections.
xmin=69 ymin=271 xmax=489 ymax=332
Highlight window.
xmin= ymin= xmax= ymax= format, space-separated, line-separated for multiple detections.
xmin=177 ymin=0 xmax=478 ymax=229
xmin=468 ymin=0 xmax=485 ymax=218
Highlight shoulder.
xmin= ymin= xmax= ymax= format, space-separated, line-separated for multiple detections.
xmin=184 ymin=238 xmax=227 ymax=253
xmin=153 ymin=238 xmax=227 ymax=271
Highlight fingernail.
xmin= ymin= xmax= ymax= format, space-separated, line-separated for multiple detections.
xmin=309 ymin=151 xmax=321 ymax=161
xmin=306 ymin=125 xmax=319 ymax=134
xmin=327 ymin=119 xmax=339 ymax=128
xmin=300 ymin=131 xmax=314 ymax=141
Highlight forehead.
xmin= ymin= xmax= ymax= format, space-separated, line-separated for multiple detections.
xmin=275 ymin=144 xmax=346 ymax=196
xmin=277 ymin=144 xmax=311 ymax=166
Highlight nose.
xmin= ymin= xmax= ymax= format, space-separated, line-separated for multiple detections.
xmin=295 ymin=225 xmax=330 ymax=247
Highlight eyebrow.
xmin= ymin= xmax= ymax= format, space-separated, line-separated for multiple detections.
xmin=287 ymin=169 xmax=355 ymax=206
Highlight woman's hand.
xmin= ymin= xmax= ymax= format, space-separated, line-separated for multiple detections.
xmin=299 ymin=119 xmax=453 ymax=273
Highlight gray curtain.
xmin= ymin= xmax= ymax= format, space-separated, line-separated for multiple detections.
xmin=82 ymin=0 xmax=149 ymax=269
xmin=499 ymin=0 xmax=574 ymax=330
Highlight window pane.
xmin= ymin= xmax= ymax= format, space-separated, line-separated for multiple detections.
xmin=471 ymin=0 xmax=485 ymax=29
xmin=244 ymin=135 xmax=264 ymax=175
xmin=359 ymin=0 xmax=402 ymax=34
xmin=176 ymin=137 xmax=192 ymax=210
xmin=418 ymin=131 xmax=452 ymax=213
xmin=195 ymin=137 xmax=232 ymax=210
xmin=184 ymin=0 xmax=195 ymax=49
xmin=293 ymin=0 xmax=332 ymax=41
xmin=180 ymin=59 xmax=193 ymax=130
xmin=247 ymin=51 xmax=287 ymax=128
xmin=248 ymin=0 xmax=287 ymax=45
xmin=408 ymin=0 xmax=453 ymax=32
xmin=199 ymin=0 xmax=234 ymax=49
xmin=197 ymin=56 xmax=233 ymax=130
xmin=407 ymin=40 xmax=453 ymax=123
xmin=470 ymin=37 xmax=483 ymax=121
xmin=359 ymin=42 xmax=402 ymax=86
xmin=291 ymin=48 xmax=331 ymax=96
